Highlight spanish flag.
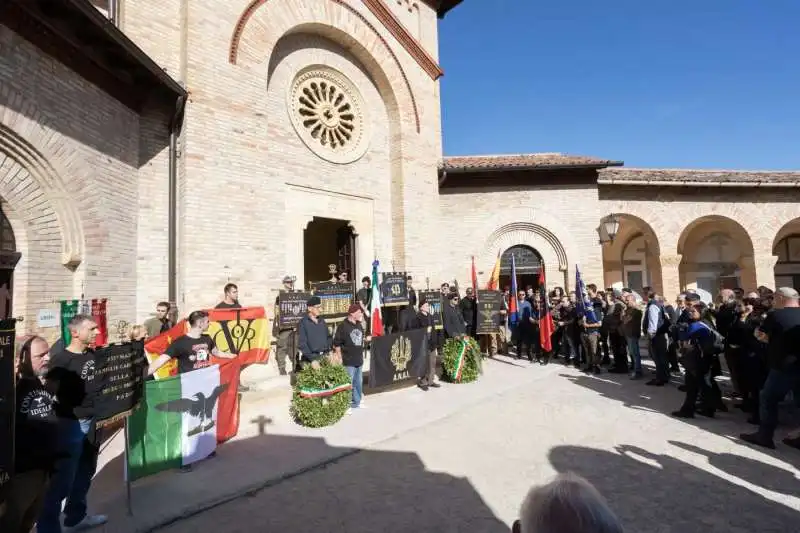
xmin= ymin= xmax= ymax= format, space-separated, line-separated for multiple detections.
xmin=486 ymin=250 xmax=501 ymax=290
xmin=145 ymin=307 xmax=271 ymax=380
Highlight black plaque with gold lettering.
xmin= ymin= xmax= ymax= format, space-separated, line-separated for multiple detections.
xmin=0 ymin=319 xmax=16 ymax=495
xmin=476 ymin=290 xmax=503 ymax=335
xmin=381 ymin=272 xmax=409 ymax=307
xmin=310 ymin=282 xmax=354 ymax=319
xmin=92 ymin=341 xmax=147 ymax=428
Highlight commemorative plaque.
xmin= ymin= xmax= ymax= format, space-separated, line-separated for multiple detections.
xmin=381 ymin=272 xmax=409 ymax=307
xmin=278 ymin=291 xmax=310 ymax=328
xmin=476 ymin=290 xmax=503 ymax=335
xmin=310 ymin=281 xmax=354 ymax=319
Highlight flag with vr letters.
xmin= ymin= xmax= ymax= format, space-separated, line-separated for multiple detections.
xmin=126 ymin=364 xmax=238 ymax=481
xmin=144 ymin=307 xmax=271 ymax=380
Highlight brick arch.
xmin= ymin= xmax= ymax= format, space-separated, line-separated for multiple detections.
xmin=229 ymin=0 xmax=420 ymax=132
xmin=772 ymin=217 xmax=800 ymax=251
xmin=0 ymin=124 xmax=84 ymax=268
xmin=677 ymin=215 xmax=755 ymax=258
xmin=486 ymin=223 xmax=568 ymax=272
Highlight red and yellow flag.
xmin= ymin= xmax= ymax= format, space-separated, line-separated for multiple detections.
xmin=486 ymin=250 xmax=501 ymax=290
xmin=145 ymin=307 xmax=271 ymax=380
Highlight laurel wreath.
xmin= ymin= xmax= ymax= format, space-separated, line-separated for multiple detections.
xmin=442 ymin=336 xmax=481 ymax=384
xmin=291 ymin=359 xmax=353 ymax=428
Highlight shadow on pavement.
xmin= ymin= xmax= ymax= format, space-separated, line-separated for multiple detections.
xmin=549 ymin=444 xmax=800 ymax=533
xmin=556 ymin=366 xmax=800 ymax=464
xmin=91 ymin=420 xmax=508 ymax=533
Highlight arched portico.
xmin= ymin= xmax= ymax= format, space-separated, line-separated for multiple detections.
xmin=601 ymin=213 xmax=662 ymax=295
xmin=772 ymin=217 xmax=800 ymax=290
xmin=677 ymin=215 xmax=756 ymax=294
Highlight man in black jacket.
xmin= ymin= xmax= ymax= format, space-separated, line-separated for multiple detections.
xmin=443 ymin=292 xmax=467 ymax=339
xmin=459 ymin=288 xmax=477 ymax=337
xmin=414 ymin=297 xmax=441 ymax=391
xmin=298 ymin=296 xmax=331 ymax=368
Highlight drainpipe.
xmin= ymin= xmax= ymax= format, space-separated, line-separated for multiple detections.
xmin=168 ymin=95 xmax=187 ymax=315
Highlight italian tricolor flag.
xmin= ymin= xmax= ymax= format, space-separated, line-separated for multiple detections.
xmin=125 ymin=364 xmax=239 ymax=481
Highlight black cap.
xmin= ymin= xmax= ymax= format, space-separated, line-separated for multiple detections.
xmin=307 ymin=296 xmax=321 ymax=306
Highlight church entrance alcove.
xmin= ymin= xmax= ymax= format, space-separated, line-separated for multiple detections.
xmin=499 ymin=245 xmax=542 ymax=292
xmin=0 ymin=205 xmax=20 ymax=319
xmin=303 ymin=217 xmax=357 ymax=289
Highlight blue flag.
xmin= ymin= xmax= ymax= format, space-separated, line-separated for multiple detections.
xmin=575 ymin=265 xmax=598 ymax=323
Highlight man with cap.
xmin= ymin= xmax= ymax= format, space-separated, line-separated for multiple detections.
xmin=414 ymin=295 xmax=441 ymax=391
xmin=298 ymin=295 xmax=332 ymax=368
xmin=333 ymin=303 xmax=368 ymax=412
xmin=271 ymin=275 xmax=297 ymax=376
xmin=443 ymin=291 xmax=467 ymax=339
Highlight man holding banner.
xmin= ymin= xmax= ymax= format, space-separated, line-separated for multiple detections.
xmin=147 ymin=311 xmax=236 ymax=376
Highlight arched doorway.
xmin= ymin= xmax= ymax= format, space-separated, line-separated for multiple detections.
xmin=0 ymin=205 xmax=20 ymax=319
xmin=499 ymin=245 xmax=542 ymax=292
xmin=600 ymin=214 xmax=662 ymax=295
xmin=678 ymin=216 xmax=755 ymax=293
xmin=303 ymin=216 xmax=357 ymax=288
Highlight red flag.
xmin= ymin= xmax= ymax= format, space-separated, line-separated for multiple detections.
xmin=91 ymin=299 xmax=108 ymax=347
xmin=538 ymin=269 xmax=555 ymax=353
xmin=471 ymin=256 xmax=478 ymax=296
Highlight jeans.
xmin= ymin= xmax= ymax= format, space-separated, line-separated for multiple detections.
xmin=344 ymin=365 xmax=363 ymax=408
xmin=626 ymin=336 xmax=642 ymax=373
xmin=759 ymin=366 xmax=800 ymax=440
xmin=37 ymin=418 xmax=98 ymax=533
xmin=648 ymin=334 xmax=669 ymax=382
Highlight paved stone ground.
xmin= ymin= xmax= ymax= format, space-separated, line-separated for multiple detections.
xmin=138 ymin=356 xmax=800 ymax=533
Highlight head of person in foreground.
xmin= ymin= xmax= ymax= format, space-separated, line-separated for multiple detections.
xmin=512 ymin=473 xmax=624 ymax=533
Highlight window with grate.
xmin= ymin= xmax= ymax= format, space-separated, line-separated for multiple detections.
xmin=500 ymin=245 xmax=542 ymax=274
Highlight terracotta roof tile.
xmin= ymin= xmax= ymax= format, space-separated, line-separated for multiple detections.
xmin=440 ymin=153 xmax=623 ymax=172
xmin=598 ymin=168 xmax=800 ymax=186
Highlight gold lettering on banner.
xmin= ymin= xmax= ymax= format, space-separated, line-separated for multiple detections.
xmin=390 ymin=335 xmax=411 ymax=372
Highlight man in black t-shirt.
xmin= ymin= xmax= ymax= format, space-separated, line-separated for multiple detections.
xmin=333 ymin=304 xmax=367 ymax=412
xmin=39 ymin=315 xmax=108 ymax=532
xmin=215 ymin=283 xmax=242 ymax=309
xmin=148 ymin=310 xmax=236 ymax=376
xmin=2 ymin=336 xmax=60 ymax=533
xmin=740 ymin=287 xmax=800 ymax=450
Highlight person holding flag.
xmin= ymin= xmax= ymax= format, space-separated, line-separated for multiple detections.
xmin=538 ymin=268 xmax=556 ymax=364
xmin=575 ymin=266 xmax=604 ymax=374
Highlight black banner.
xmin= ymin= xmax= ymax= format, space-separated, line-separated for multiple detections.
xmin=0 ymin=319 xmax=16 ymax=494
xmin=310 ymin=281 xmax=354 ymax=319
xmin=419 ymin=291 xmax=443 ymax=330
xmin=476 ymin=290 xmax=503 ymax=334
xmin=92 ymin=341 xmax=147 ymax=428
xmin=369 ymin=328 xmax=428 ymax=387
xmin=278 ymin=291 xmax=310 ymax=328
xmin=381 ymin=272 xmax=408 ymax=307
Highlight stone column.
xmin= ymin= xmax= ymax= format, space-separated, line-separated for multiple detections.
xmin=754 ymin=255 xmax=778 ymax=290
xmin=659 ymin=254 xmax=682 ymax=301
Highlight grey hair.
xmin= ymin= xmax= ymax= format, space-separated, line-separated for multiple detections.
xmin=518 ymin=473 xmax=624 ymax=533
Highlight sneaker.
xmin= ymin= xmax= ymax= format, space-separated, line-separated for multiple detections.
xmin=739 ymin=432 xmax=775 ymax=450
xmin=64 ymin=514 xmax=108 ymax=532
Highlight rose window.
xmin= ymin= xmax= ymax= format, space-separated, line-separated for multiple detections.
xmin=289 ymin=67 xmax=369 ymax=164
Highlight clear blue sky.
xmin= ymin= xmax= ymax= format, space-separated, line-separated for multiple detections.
xmin=438 ymin=0 xmax=799 ymax=169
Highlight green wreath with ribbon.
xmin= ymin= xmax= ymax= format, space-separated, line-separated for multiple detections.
xmin=291 ymin=359 xmax=353 ymax=428
xmin=442 ymin=336 xmax=481 ymax=384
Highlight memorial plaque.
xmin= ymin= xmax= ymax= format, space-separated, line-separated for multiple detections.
xmin=92 ymin=341 xmax=148 ymax=428
xmin=476 ymin=290 xmax=503 ymax=335
xmin=419 ymin=290 xmax=443 ymax=330
xmin=0 ymin=319 xmax=16 ymax=495
xmin=310 ymin=281 xmax=354 ymax=319
xmin=278 ymin=291 xmax=310 ymax=328
xmin=381 ymin=272 xmax=409 ymax=307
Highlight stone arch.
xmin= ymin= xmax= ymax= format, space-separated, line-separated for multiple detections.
xmin=229 ymin=0 xmax=420 ymax=132
xmin=677 ymin=215 xmax=756 ymax=292
xmin=0 ymin=123 xmax=84 ymax=268
xmin=771 ymin=218 xmax=800 ymax=290
xmin=601 ymin=213 xmax=662 ymax=294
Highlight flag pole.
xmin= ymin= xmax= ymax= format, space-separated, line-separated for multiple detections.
xmin=124 ymin=418 xmax=133 ymax=516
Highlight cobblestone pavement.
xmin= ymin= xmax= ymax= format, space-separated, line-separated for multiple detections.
xmin=157 ymin=357 xmax=800 ymax=533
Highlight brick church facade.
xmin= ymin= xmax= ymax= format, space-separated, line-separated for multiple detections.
xmin=1 ymin=0 xmax=799 ymax=357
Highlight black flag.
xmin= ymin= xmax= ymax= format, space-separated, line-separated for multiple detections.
xmin=0 ymin=318 xmax=17 ymax=495
xmin=369 ymin=328 xmax=427 ymax=388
